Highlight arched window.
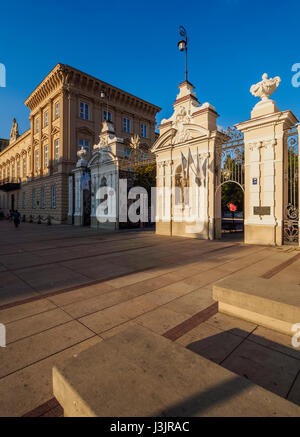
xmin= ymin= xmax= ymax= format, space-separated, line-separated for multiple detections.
xmin=100 ymin=176 xmax=108 ymax=215
xmin=100 ymin=176 xmax=107 ymax=187
xmin=174 ymin=164 xmax=189 ymax=206
xmin=175 ymin=165 xmax=183 ymax=205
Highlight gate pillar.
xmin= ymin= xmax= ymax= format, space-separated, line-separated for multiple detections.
xmin=72 ymin=148 xmax=88 ymax=226
xmin=236 ymin=73 xmax=298 ymax=246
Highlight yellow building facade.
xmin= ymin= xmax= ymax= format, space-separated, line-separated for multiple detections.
xmin=0 ymin=64 xmax=160 ymax=223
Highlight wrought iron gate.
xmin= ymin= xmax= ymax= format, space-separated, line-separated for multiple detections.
xmin=284 ymin=124 xmax=299 ymax=244
xmin=214 ymin=127 xmax=245 ymax=237
xmin=215 ymin=127 xmax=245 ymax=191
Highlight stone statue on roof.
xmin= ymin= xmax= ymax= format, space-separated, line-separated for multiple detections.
xmin=9 ymin=118 xmax=19 ymax=144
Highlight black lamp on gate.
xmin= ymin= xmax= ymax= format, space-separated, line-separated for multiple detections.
xmin=177 ymin=26 xmax=188 ymax=82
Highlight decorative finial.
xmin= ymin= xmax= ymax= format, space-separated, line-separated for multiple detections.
xmin=76 ymin=146 xmax=88 ymax=167
xmin=129 ymin=134 xmax=141 ymax=151
xmin=250 ymin=73 xmax=281 ymax=101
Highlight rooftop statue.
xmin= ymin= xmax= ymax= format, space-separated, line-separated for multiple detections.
xmin=9 ymin=118 xmax=19 ymax=144
xmin=250 ymin=73 xmax=281 ymax=101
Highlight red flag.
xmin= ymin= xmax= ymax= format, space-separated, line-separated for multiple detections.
xmin=229 ymin=203 xmax=237 ymax=212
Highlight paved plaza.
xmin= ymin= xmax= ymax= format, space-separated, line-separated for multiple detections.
xmin=0 ymin=221 xmax=300 ymax=416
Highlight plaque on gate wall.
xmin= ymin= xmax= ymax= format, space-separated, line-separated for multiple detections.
xmin=253 ymin=206 xmax=271 ymax=215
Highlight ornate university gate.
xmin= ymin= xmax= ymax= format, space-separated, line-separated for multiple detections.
xmin=283 ymin=124 xmax=299 ymax=244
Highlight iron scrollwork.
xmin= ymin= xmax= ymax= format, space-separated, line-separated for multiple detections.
xmin=283 ymin=124 xmax=299 ymax=244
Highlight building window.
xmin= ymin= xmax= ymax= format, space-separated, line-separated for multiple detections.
xmin=51 ymin=186 xmax=56 ymax=209
xmin=23 ymin=157 xmax=27 ymax=178
xmin=103 ymin=110 xmax=112 ymax=122
xmin=54 ymin=139 xmax=60 ymax=161
xmin=44 ymin=110 xmax=49 ymax=127
xmin=35 ymin=150 xmax=39 ymax=172
xmin=78 ymin=139 xmax=90 ymax=153
xmin=12 ymin=164 xmax=15 ymax=180
xmin=22 ymin=192 xmax=26 ymax=209
xmin=7 ymin=167 xmax=10 ymax=181
xmin=17 ymin=161 xmax=20 ymax=180
xmin=55 ymin=102 xmax=60 ymax=119
xmin=80 ymin=102 xmax=90 ymax=120
xmin=122 ymin=117 xmax=131 ymax=133
xmin=140 ymin=123 xmax=147 ymax=138
xmin=35 ymin=118 xmax=40 ymax=133
xmin=32 ymin=189 xmax=36 ymax=209
xmin=41 ymin=187 xmax=45 ymax=209
xmin=44 ymin=145 xmax=49 ymax=168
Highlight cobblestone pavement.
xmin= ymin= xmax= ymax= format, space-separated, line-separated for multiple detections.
xmin=0 ymin=221 xmax=299 ymax=416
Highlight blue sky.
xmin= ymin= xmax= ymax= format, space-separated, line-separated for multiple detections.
xmin=0 ymin=0 xmax=299 ymax=138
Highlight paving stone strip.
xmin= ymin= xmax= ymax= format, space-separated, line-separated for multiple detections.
xmin=260 ymin=253 xmax=300 ymax=279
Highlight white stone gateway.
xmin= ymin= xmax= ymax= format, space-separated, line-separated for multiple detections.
xmin=151 ymin=80 xmax=224 ymax=239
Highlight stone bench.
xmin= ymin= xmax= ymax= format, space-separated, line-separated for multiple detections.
xmin=53 ymin=325 xmax=300 ymax=416
xmin=213 ymin=274 xmax=300 ymax=336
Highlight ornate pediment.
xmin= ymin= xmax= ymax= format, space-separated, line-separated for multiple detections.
xmin=152 ymin=122 xmax=209 ymax=152
xmin=155 ymin=81 xmax=215 ymax=153
xmin=173 ymin=122 xmax=209 ymax=145
xmin=76 ymin=126 xmax=94 ymax=137
xmin=41 ymin=133 xmax=49 ymax=141
xmin=51 ymin=126 xmax=60 ymax=136
xmin=151 ymin=128 xmax=177 ymax=153
xmin=88 ymin=149 xmax=116 ymax=168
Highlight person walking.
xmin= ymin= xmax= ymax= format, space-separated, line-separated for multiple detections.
xmin=13 ymin=210 xmax=21 ymax=228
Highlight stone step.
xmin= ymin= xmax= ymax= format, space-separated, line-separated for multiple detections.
xmin=53 ymin=325 xmax=300 ymax=417
xmin=213 ymin=274 xmax=300 ymax=336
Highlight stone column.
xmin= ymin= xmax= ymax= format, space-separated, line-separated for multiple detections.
xmin=156 ymin=161 xmax=172 ymax=235
xmin=67 ymin=175 xmax=73 ymax=224
xmin=29 ymin=117 xmax=34 ymax=178
xmin=48 ymin=98 xmax=53 ymax=172
xmin=72 ymin=167 xmax=84 ymax=226
xmin=164 ymin=160 xmax=172 ymax=230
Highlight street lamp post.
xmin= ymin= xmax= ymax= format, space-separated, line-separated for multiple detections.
xmin=177 ymin=26 xmax=188 ymax=82
xmin=100 ymin=89 xmax=109 ymax=121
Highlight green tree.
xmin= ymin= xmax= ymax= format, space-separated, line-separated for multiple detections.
xmin=133 ymin=163 xmax=156 ymax=206
xmin=221 ymin=182 xmax=243 ymax=212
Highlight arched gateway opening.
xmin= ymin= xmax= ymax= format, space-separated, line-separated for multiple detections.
xmin=214 ymin=127 xmax=245 ymax=241
xmin=216 ymin=181 xmax=244 ymax=241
